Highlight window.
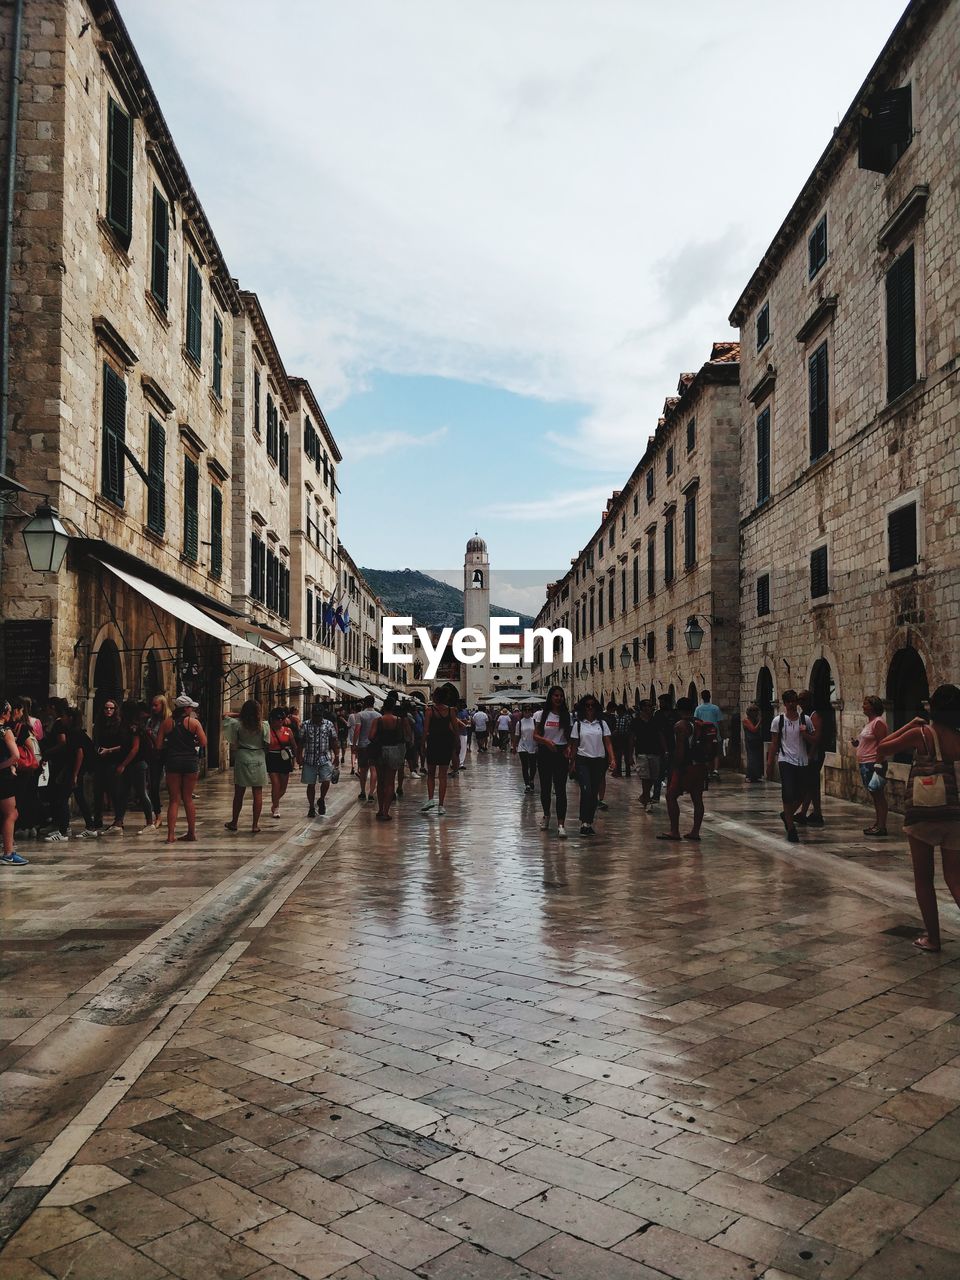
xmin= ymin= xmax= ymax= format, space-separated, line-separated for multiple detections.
xmin=646 ymin=631 xmax=656 ymax=661
xmin=253 ymin=371 xmax=261 ymax=436
xmin=185 ymin=258 xmax=202 ymax=363
xmin=810 ymin=545 xmax=829 ymax=599
xmin=808 ymin=214 xmax=827 ymax=279
xmin=608 ymin=577 xmax=615 ymax=619
xmin=280 ymin=563 xmax=290 ymax=620
xmin=279 ymin=421 xmax=289 ymax=482
xmin=886 ymin=245 xmax=916 ymax=402
xmin=250 ymin=534 xmax=266 ymax=602
xmin=666 ymin=624 xmax=674 ymax=652
xmin=598 ymin=537 xmax=604 ymax=559
xmin=632 ymin=555 xmax=639 ymax=605
xmin=757 ymin=573 xmax=770 ymax=617
xmin=589 ymin=593 xmax=595 ymax=633
xmin=888 ymin=502 xmax=918 ymax=572
xmin=150 ymin=188 xmax=169 ymax=308
xmin=609 ymin=527 xmax=615 ymax=549
xmin=664 ymin=517 xmax=674 ymax=585
xmin=105 ymin=97 xmax=133 ymax=247
xmin=598 ymin=587 xmax=604 ymax=628
xmin=266 ymin=394 xmax=278 ymax=461
xmin=858 ymin=84 xmax=912 ymax=175
xmin=146 ymin=415 xmax=165 ymax=534
xmin=306 ymin=589 xmax=313 ymax=639
xmin=646 ymin=536 xmax=655 ymax=597
xmin=633 ymin=493 xmax=639 ymax=516
xmin=620 ymin=568 xmax=626 ymax=613
xmin=808 ymin=341 xmax=829 ymax=462
xmin=756 ymin=301 xmax=770 ymax=351
xmin=209 ymin=485 xmax=223 ymax=579
xmin=632 ymin=637 xmax=640 ymax=662
xmin=756 ymin=407 xmax=771 ymax=504
xmin=183 ymin=457 xmax=199 ymax=561
xmin=101 ymin=363 xmax=126 ymax=505
xmin=666 ymin=446 xmax=674 ymax=477
xmin=686 ymin=418 xmax=695 ymax=453
xmin=598 ymin=651 xmax=604 ymax=673
xmin=683 ymin=492 xmax=697 ymax=570
xmin=646 ymin=469 xmax=654 ymax=502
xmin=609 ymin=648 xmax=614 ymax=672
xmin=212 ymin=313 xmax=223 ymax=398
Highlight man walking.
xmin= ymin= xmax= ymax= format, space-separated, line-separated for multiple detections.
xmin=766 ymin=689 xmax=815 ymax=843
xmin=473 ymin=707 xmax=489 ymax=752
xmin=300 ymin=702 xmax=339 ymax=817
xmin=651 ymin=694 xmax=676 ymax=804
xmin=611 ymin=703 xmax=634 ymax=777
xmin=694 ymin=690 xmax=723 ymax=779
xmin=353 ymin=695 xmax=381 ymax=802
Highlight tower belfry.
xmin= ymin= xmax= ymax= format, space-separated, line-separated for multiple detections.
xmin=463 ymin=533 xmax=490 ymax=705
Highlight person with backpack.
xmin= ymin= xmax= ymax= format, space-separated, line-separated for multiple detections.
xmin=651 ymin=694 xmax=676 ymax=804
xmin=875 ymin=684 xmax=960 ymax=953
xmin=693 ymin=691 xmax=723 ymax=780
xmin=657 ymin=697 xmax=708 ymax=842
xmin=611 ymin=704 xmax=634 ymax=777
xmin=767 ymin=689 xmax=816 ymax=843
xmin=11 ymin=697 xmax=42 ymax=839
xmin=0 ymin=700 xmax=26 ymax=865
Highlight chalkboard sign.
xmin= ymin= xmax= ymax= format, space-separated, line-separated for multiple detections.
xmin=2 ymin=620 xmax=52 ymax=703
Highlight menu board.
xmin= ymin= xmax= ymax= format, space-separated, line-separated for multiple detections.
xmin=2 ymin=620 xmax=52 ymax=703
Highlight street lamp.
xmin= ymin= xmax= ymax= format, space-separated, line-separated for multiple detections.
xmin=21 ymin=502 xmax=70 ymax=573
xmin=619 ymin=644 xmax=632 ymax=670
xmin=684 ymin=613 xmax=723 ymax=653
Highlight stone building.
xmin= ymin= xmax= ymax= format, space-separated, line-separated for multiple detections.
xmin=333 ymin=542 xmax=408 ymax=699
xmin=463 ymin=533 xmax=490 ymax=705
xmin=729 ymin=0 xmax=959 ymax=801
xmin=0 ymin=0 xmax=278 ymax=764
xmin=532 ymin=343 xmax=741 ymax=730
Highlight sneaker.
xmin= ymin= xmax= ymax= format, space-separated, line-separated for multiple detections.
xmin=421 ymin=799 xmax=437 ymax=812
xmin=100 ymin=824 xmax=123 ymax=836
xmin=437 ymin=805 xmax=446 ymax=815
xmin=77 ymin=828 xmax=99 ymax=840
xmin=539 ymin=816 xmax=549 ymax=831
xmin=307 ymin=806 xmax=316 ymax=818
xmin=358 ymin=791 xmax=366 ymax=803
xmin=794 ymin=813 xmax=808 ymax=825
xmin=318 ymin=800 xmax=326 ymax=816
xmin=44 ymin=831 xmax=69 ymax=842
xmin=1 ymin=851 xmax=28 ymax=865
xmin=787 ymin=829 xmax=800 ymax=843
xmin=806 ymin=814 xmax=825 ymax=826
xmin=596 ymin=800 xmax=608 ymax=811
xmin=557 ymin=824 xmax=566 ymax=839
xmin=396 ymin=786 xmax=404 ymax=799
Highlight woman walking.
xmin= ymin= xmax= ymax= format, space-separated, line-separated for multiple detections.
xmin=853 ymin=695 xmax=889 ymax=836
xmin=223 ymin=700 xmax=269 ymax=832
xmin=571 ymin=697 xmax=616 ymax=835
xmin=92 ymin=698 xmax=124 ymax=832
xmin=742 ymin=703 xmax=764 ymax=783
xmin=370 ymin=693 xmax=410 ymax=821
xmin=533 ymin=686 xmax=571 ymax=838
xmin=156 ymin=695 xmax=206 ymax=843
xmin=513 ymin=707 xmax=538 ymax=792
xmin=0 ymin=701 xmax=26 ymax=865
xmin=422 ymin=688 xmax=457 ymax=815
xmin=658 ymin=697 xmax=708 ymax=842
xmin=265 ymin=707 xmax=297 ymax=818
xmin=876 ymin=685 xmax=960 ymax=953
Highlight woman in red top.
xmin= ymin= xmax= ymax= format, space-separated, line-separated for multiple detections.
xmin=265 ymin=707 xmax=297 ymax=818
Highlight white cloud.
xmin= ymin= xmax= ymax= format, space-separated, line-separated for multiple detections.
xmin=485 ymin=485 xmax=617 ymax=522
xmin=347 ymin=426 xmax=448 ymax=461
xmin=123 ymin=0 xmax=907 ymax=475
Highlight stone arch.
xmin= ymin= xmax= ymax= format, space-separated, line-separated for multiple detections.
xmin=88 ymin=623 xmax=126 ymax=722
xmin=687 ymin=681 xmax=698 ymax=706
xmin=886 ymin=643 xmax=929 ymax=735
xmin=756 ymin=665 xmax=775 ymax=741
xmin=808 ymin=657 xmax=837 ymax=753
xmin=139 ymin=630 xmax=172 ymax=703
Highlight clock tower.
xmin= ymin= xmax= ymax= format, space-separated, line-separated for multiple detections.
xmin=463 ymin=533 xmax=490 ymax=705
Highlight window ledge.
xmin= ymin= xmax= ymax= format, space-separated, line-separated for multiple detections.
xmin=179 ymin=554 xmax=199 ymax=567
xmin=810 ymin=598 xmax=833 ymax=611
xmin=97 ymin=216 xmax=131 ymax=268
xmin=885 ymin=377 xmax=924 ymax=413
xmin=887 ymin=562 xmax=922 ymax=584
xmin=145 ymin=291 xmax=170 ymax=329
xmin=143 ymin=526 xmax=165 ymax=546
xmin=209 ymin=388 xmax=225 ymax=415
xmin=95 ymin=495 xmax=125 ymax=517
xmin=181 ymin=346 xmax=202 ymax=375
xmin=804 ymin=449 xmax=834 ymax=480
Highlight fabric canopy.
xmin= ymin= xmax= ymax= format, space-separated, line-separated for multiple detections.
xmin=97 ymin=560 xmax=277 ymax=669
xmin=324 ymin=675 xmax=370 ymax=699
xmin=263 ymin=642 xmax=336 ymax=695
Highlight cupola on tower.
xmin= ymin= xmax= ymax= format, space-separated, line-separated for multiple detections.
xmin=463 ymin=533 xmax=491 ymax=705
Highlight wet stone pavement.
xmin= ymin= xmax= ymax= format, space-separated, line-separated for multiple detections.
xmin=1 ymin=748 xmax=960 ymax=1279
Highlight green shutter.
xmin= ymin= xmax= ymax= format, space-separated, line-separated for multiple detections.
xmin=183 ymin=457 xmax=199 ymax=561
xmin=756 ymin=408 xmax=771 ymax=503
xmin=886 ymin=246 xmax=916 ymax=402
xmin=210 ymin=485 xmax=223 ymax=579
xmin=808 ymin=342 xmax=829 ymax=461
xmin=106 ymin=98 xmax=133 ymax=246
xmin=150 ymin=188 xmax=169 ymax=307
xmin=147 ymin=415 xmax=166 ymax=534
xmin=101 ymin=362 xmax=126 ymax=504
xmin=212 ymin=313 xmax=223 ymax=397
xmin=186 ymin=259 xmax=202 ymax=361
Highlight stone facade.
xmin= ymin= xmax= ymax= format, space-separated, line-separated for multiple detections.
xmin=334 ymin=542 xmax=408 ymax=694
xmin=532 ymin=345 xmax=741 ymax=736
xmin=730 ymin=0 xmax=959 ymax=802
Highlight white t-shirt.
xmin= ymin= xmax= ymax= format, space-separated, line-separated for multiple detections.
xmin=497 ymin=714 xmax=511 ymax=731
xmin=775 ymin=712 xmax=812 ymax=766
xmin=473 ymin=711 xmax=488 ymax=732
xmin=516 ymin=716 xmax=536 ymax=753
xmin=533 ymin=710 xmax=567 ymax=746
xmin=357 ymin=708 xmax=381 ymax=747
xmin=571 ymin=718 xmax=611 ymax=759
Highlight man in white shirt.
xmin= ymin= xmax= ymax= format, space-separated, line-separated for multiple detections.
xmin=767 ymin=689 xmax=815 ymax=844
xmin=473 ymin=708 xmax=489 ymax=752
xmin=352 ymin=696 xmax=382 ymax=802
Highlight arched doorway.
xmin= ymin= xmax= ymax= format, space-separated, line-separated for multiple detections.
xmin=649 ymin=683 xmax=656 ymax=705
xmin=687 ymin=681 xmax=698 ymax=706
xmin=92 ymin=639 xmax=123 ymax=718
xmin=142 ymin=650 xmax=164 ymax=702
xmin=886 ymin=645 xmax=929 ymax=763
xmin=667 ymin=683 xmax=676 ymax=708
xmin=809 ymin=658 xmax=837 ymax=752
xmin=634 ymin=687 xmax=642 ymax=709
xmin=757 ymin=666 xmax=774 ymax=741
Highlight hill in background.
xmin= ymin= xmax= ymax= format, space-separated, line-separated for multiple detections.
xmin=361 ymin=568 xmax=535 ymax=631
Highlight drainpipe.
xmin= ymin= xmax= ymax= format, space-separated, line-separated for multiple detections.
xmin=1 ymin=0 xmax=25 ymax=479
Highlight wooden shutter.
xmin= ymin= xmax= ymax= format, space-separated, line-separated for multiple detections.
xmin=886 ymin=246 xmax=916 ymax=402
xmin=253 ymin=371 xmax=261 ymax=435
xmin=684 ymin=493 xmax=696 ymax=569
xmin=756 ymin=302 xmax=770 ymax=350
xmin=210 ymin=485 xmax=223 ymax=579
xmin=859 ymin=86 xmax=912 ymax=174
xmin=808 ymin=215 xmax=827 ymax=278
xmin=101 ymin=363 xmax=126 ymax=504
xmin=632 ymin=555 xmax=639 ymax=604
xmin=146 ymin=415 xmax=166 ymax=534
xmin=186 ymin=259 xmax=202 ymax=361
xmin=213 ymin=313 xmax=223 ymax=397
xmin=183 ymin=457 xmax=199 ymax=561
xmin=757 ymin=573 xmax=770 ymax=616
xmin=646 ymin=470 xmax=653 ymax=501
xmin=306 ymin=589 xmax=313 ymax=638
xmin=888 ymin=503 xmax=917 ymax=572
xmin=756 ymin=408 xmax=770 ymax=503
xmin=664 ymin=518 xmax=674 ymax=584
xmin=686 ymin=418 xmax=695 ymax=452
xmin=646 ymin=537 xmax=655 ymax=596
xmin=106 ymin=98 xmax=133 ymax=245
xmin=808 ymin=342 xmax=829 ymax=461
xmin=150 ymin=188 xmax=169 ymax=307
xmin=810 ymin=546 xmax=829 ymax=599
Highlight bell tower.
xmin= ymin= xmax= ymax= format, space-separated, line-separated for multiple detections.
xmin=463 ymin=533 xmax=490 ymax=705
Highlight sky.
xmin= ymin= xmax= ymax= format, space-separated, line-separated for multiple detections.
xmin=122 ymin=0 xmax=907 ymax=614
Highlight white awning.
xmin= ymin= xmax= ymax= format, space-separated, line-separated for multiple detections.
xmin=263 ymin=642 xmax=336 ymax=695
xmin=325 ymin=675 xmax=369 ymax=699
xmin=97 ymin=560 xmax=277 ymax=669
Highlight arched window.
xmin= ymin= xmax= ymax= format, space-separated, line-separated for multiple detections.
xmin=687 ymin=681 xmax=698 ymax=705
xmin=809 ymin=658 xmax=837 ymax=752
xmin=886 ymin=645 xmax=929 ymax=763
xmin=667 ymin=683 xmax=675 ymax=707
xmin=93 ymin=639 xmax=123 ymax=718
xmin=756 ymin=667 xmax=774 ymax=741
xmin=471 ymin=569 xmax=484 ymax=589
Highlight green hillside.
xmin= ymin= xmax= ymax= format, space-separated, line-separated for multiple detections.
xmin=361 ymin=568 xmax=534 ymax=631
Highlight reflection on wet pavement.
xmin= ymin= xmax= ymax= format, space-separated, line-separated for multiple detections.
xmin=2 ymin=749 xmax=959 ymax=1278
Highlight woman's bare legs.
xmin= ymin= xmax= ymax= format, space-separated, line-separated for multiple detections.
xmin=251 ymin=786 xmax=263 ymax=831
xmin=166 ymin=773 xmax=182 ymax=843
xmin=1 ymin=796 xmax=17 ymax=855
xmin=227 ymin=785 xmax=245 ymax=829
xmin=180 ymin=774 xmax=198 ymax=840
xmin=438 ymin=765 xmax=449 ymax=807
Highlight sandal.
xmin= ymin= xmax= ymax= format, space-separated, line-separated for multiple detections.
xmin=863 ymin=826 xmax=888 ymax=836
xmin=913 ymin=934 xmax=941 ymax=953
xmin=657 ymin=833 xmax=682 ymax=841
xmin=251 ymin=826 xmax=261 ymax=834
xmin=683 ymin=833 xmax=701 ymax=842
xmin=224 ymin=822 xmax=238 ymax=832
